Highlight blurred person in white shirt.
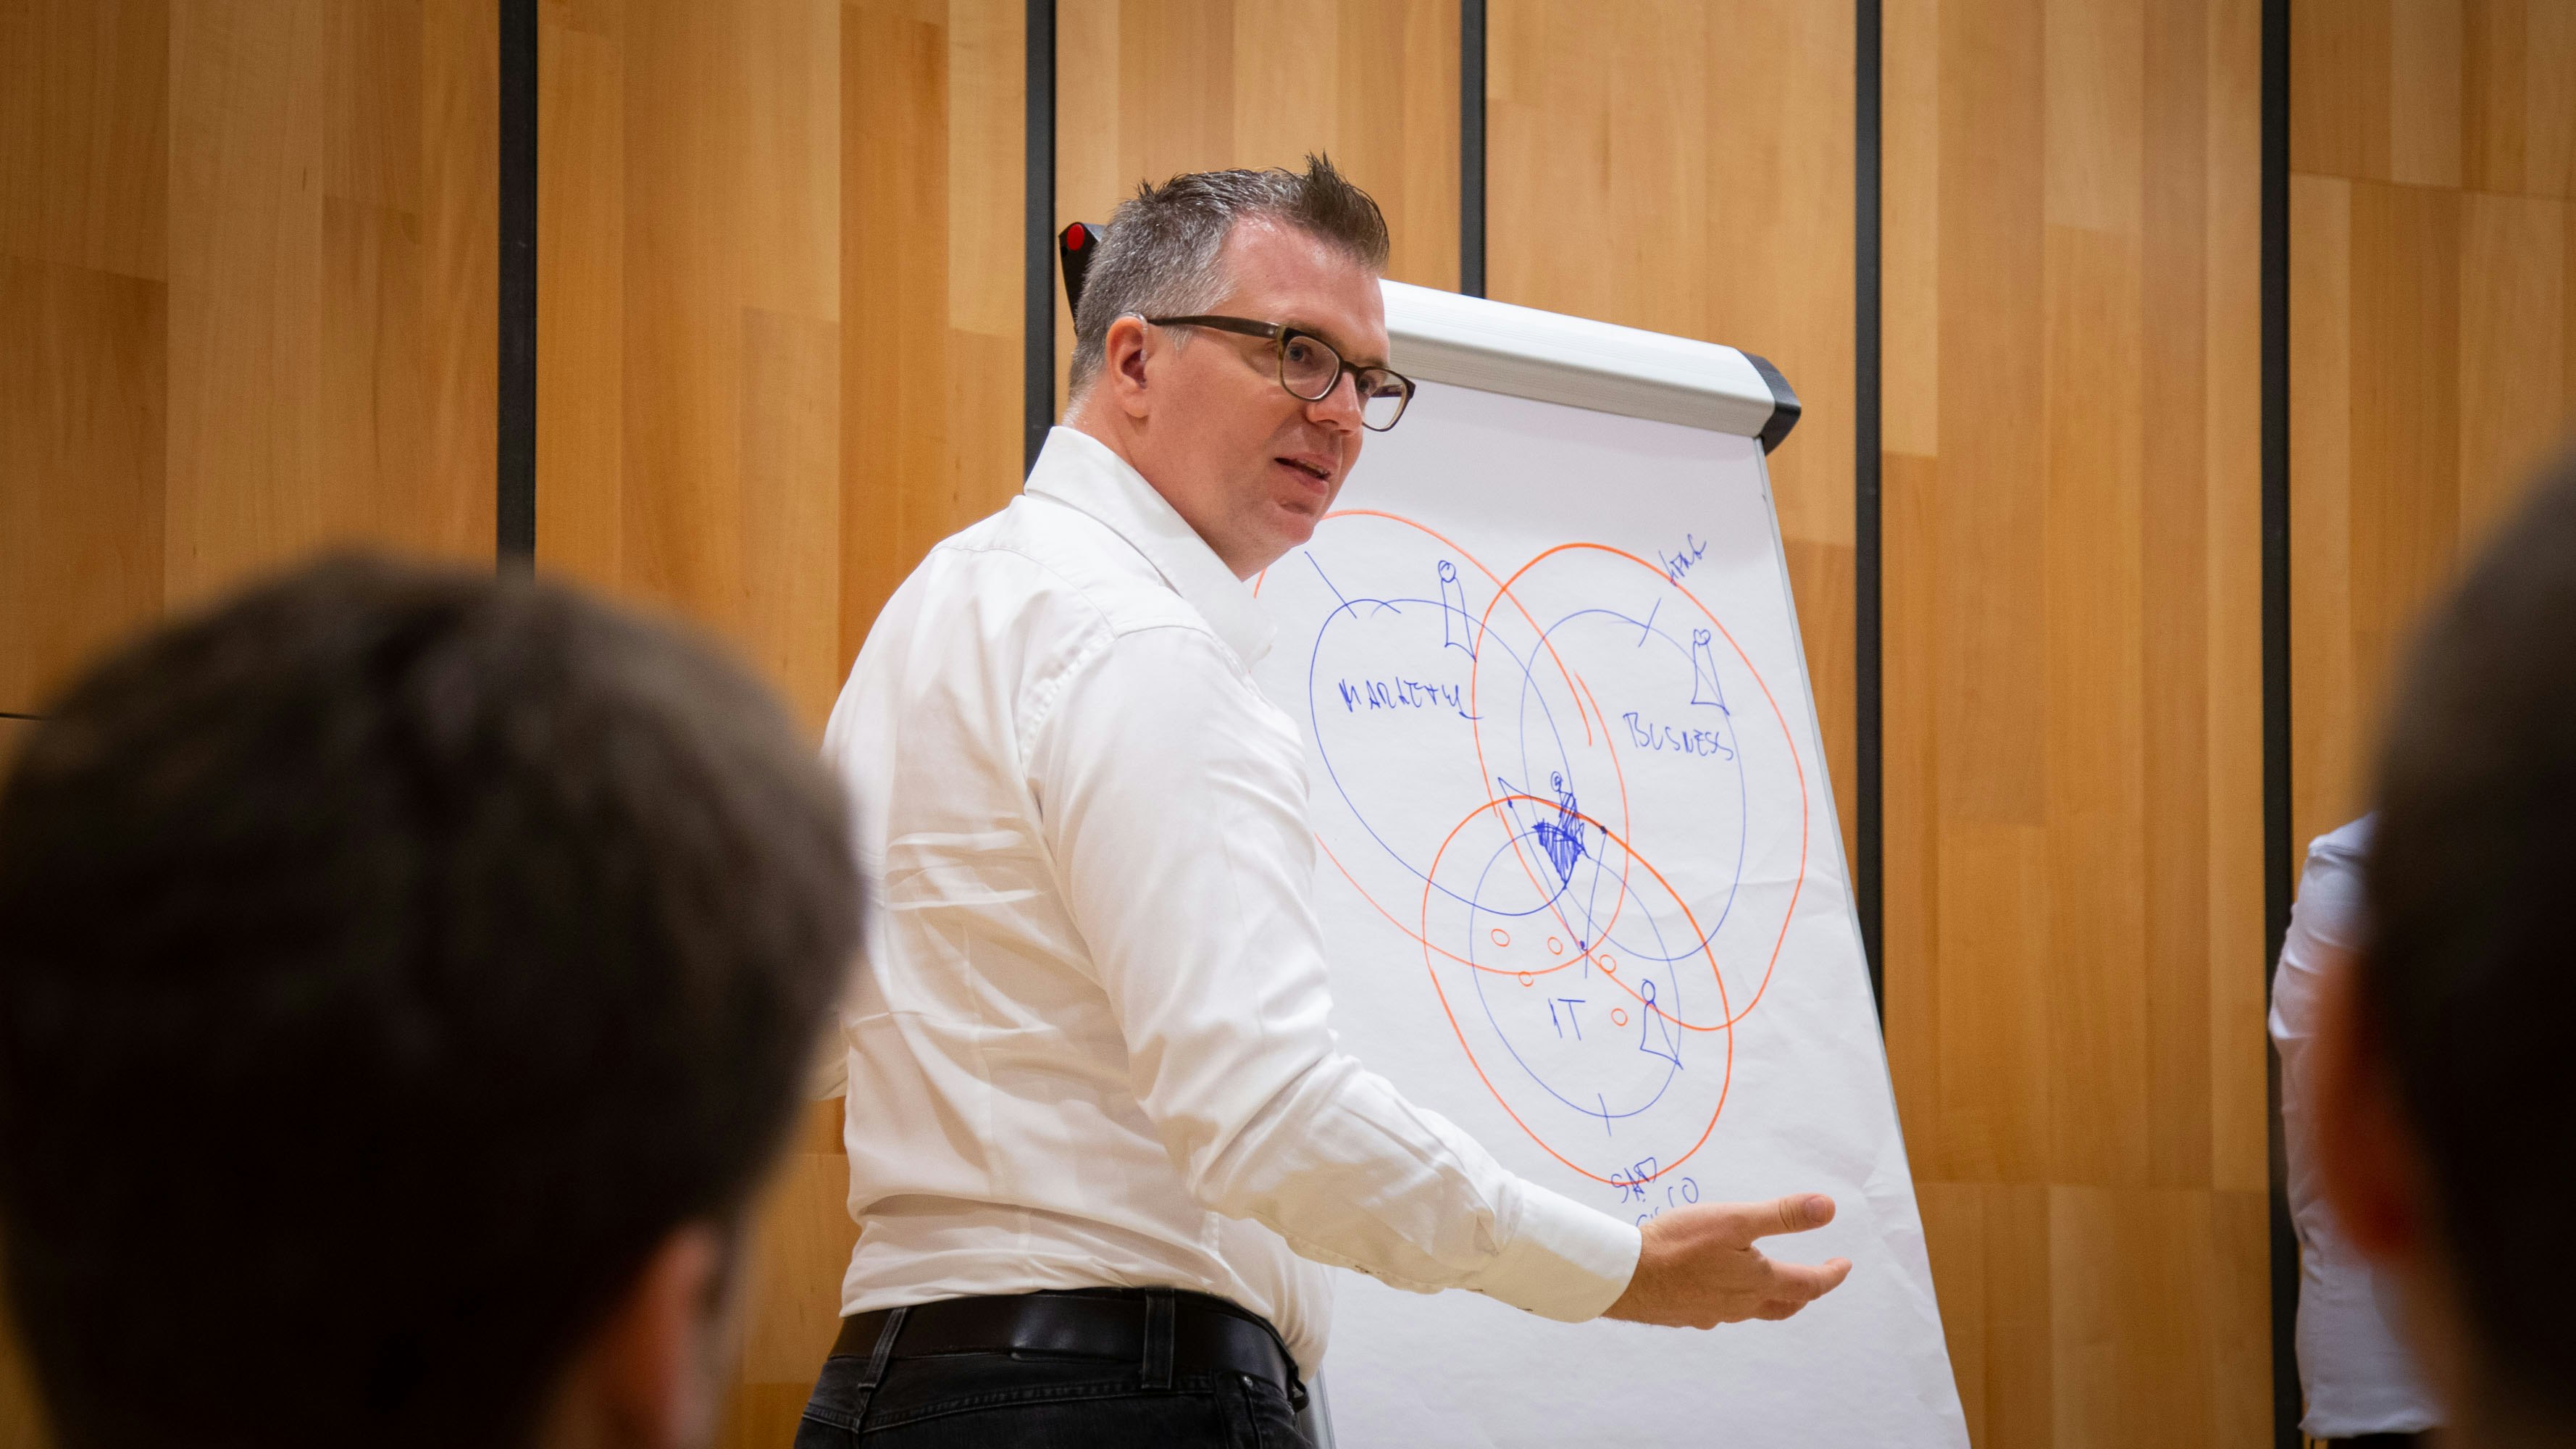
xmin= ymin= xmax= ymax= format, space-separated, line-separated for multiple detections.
xmin=2272 ymin=814 xmax=2439 ymax=1445
xmin=795 ymin=156 xmax=1851 ymax=1449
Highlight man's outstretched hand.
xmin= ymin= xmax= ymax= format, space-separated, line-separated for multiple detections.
xmin=1600 ymin=1194 xmax=1854 ymax=1329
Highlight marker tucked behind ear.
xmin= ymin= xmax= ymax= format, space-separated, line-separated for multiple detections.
xmin=1060 ymin=222 xmax=1105 ymax=314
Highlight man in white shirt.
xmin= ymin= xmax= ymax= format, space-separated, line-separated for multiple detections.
xmin=2272 ymin=816 xmax=2439 ymax=1443
xmin=799 ymin=156 xmax=1850 ymax=1449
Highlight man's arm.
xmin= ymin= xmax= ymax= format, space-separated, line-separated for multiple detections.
xmin=1030 ymin=625 xmax=1845 ymax=1327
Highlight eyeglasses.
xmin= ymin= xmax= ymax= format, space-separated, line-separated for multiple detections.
xmin=1144 ymin=315 xmax=1415 ymax=431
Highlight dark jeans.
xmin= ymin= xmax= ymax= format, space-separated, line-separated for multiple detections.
xmin=792 ymin=1345 xmax=1312 ymax=1448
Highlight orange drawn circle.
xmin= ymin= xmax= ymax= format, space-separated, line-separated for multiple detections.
xmin=1419 ymin=796 xmax=1735 ymax=1185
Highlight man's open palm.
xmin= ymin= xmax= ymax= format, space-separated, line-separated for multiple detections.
xmin=1601 ymin=1194 xmax=1854 ymax=1329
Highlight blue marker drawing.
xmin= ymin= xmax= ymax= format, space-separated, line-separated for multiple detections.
xmin=1637 ymin=979 xmax=1683 ymax=1068
xmin=1438 ymin=559 xmax=1476 ymax=659
xmin=1531 ymin=772 xmax=1586 ymax=884
xmin=1659 ymin=533 xmax=1709 ymax=584
xmin=1271 ymin=512 xmax=1810 ymax=1190
xmin=1689 ymin=628 xmax=1730 ymax=711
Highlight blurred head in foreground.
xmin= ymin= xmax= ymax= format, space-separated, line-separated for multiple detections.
xmin=0 ymin=557 xmax=858 ymax=1449
xmin=2325 ymin=457 xmax=2576 ymax=1444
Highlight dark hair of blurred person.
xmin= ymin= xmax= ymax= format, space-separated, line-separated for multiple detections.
xmin=2320 ymin=456 xmax=2576 ymax=1446
xmin=0 ymin=556 xmax=860 ymax=1449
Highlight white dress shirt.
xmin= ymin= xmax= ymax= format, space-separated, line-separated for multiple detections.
xmin=2268 ymin=815 xmax=2441 ymax=1437
xmin=819 ymin=427 xmax=1641 ymax=1375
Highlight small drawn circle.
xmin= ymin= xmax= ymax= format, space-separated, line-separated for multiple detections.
xmin=1599 ymin=955 xmax=1617 ymax=974
xmin=1490 ymin=927 xmax=1510 ymax=947
xmin=1611 ymin=1008 xmax=1629 ymax=1027
xmin=1547 ymin=937 xmax=1563 ymax=955
xmin=1518 ymin=972 xmax=1534 ymax=987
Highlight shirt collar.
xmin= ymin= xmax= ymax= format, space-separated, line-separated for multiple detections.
xmin=1024 ymin=427 xmax=1276 ymax=667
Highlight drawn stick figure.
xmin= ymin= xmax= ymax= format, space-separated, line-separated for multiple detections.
xmin=1439 ymin=559 xmax=1474 ymax=658
xmin=1689 ymin=628 xmax=1729 ymax=711
xmin=1533 ymin=772 xmax=1586 ymax=884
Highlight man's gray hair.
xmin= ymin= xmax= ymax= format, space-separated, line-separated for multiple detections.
xmin=1068 ymin=154 xmax=1391 ymax=400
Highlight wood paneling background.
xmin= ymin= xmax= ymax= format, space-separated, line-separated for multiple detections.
xmin=2290 ymin=0 xmax=2576 ymax=848
xmin=1 ymin=0 xmax=495 ymax=717
xmin=845 ymin=0 xmax=1025 ymax=661
xmin=535 ymin=0 xmax=846 ymax=731
xmin=1877 ymin=1 xmax=2272 ymax=1443
xmin=1487 ymin=0 xmax=1860 ymax=877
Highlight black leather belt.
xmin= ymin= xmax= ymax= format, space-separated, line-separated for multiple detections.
xmin=832 ymin=1288 xmax=1306 ymax=1411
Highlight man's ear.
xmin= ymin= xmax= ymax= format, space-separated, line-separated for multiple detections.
xmin=2314 ymin=955 xmax=2427 ymax=1260
xmin=1102 ymin=314 xmax=1155 ymax=418
xmin=545 ymin=1223 xmax=738 ymax=1449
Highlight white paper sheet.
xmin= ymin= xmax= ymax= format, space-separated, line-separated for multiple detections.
xmin=1250 ymin=380 xmax=1967 ymax=1447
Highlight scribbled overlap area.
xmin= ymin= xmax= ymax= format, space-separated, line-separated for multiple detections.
xmin=1261 ymin=511 xmax=1812 ymax=1190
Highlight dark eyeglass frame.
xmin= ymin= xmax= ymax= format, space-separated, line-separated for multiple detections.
xmin=1142 ymin=314 xmax=1415 ymax=431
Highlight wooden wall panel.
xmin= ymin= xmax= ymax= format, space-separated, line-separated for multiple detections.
xmin=1051 ymin=0 xmax=1460 ymax=411
xmin=164 ymin=0 xmax=495 ymax=605
xmin=0 ymin=1 xmax=167 ymax=718
xmin=535 ymin=0 xmax=845 ymax=731
xmin=842 ymin=0 xmax=1026 ymax=658
xmin=4 ymin=0 xmax=492 ymax=716
xmin=535 ymin=0 xmax=624 ymax=594
xmin=2291 ymin=0 xmax=2576 ymax=844
xmin=0 ymin=251 xmax=164 ymax=717
xmin=1488 ymin=0 xmax=1860 ymax=873
xmin=1881 ymin=0 xmax=2269 ymax=1443
xmin=0 ymin=1 xmax=170 ymax=718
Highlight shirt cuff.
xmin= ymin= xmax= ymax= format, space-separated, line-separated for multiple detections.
xmin=1465 ymin=1179 xmax=1643 ymax=1322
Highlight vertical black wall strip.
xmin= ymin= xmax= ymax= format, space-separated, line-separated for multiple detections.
xmin=1459 ymin=0 xmax=1486 ymax=298
xmin=1024 ymin=0 xmax=1058 ymax=473
xmin=2260 ymin=1 xmax=2298 ymax=1444
xmin=498 ymin=0 xmax=538 ymax=568
xmin=1854 ymin=0 xmax=1884 ymax=1018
